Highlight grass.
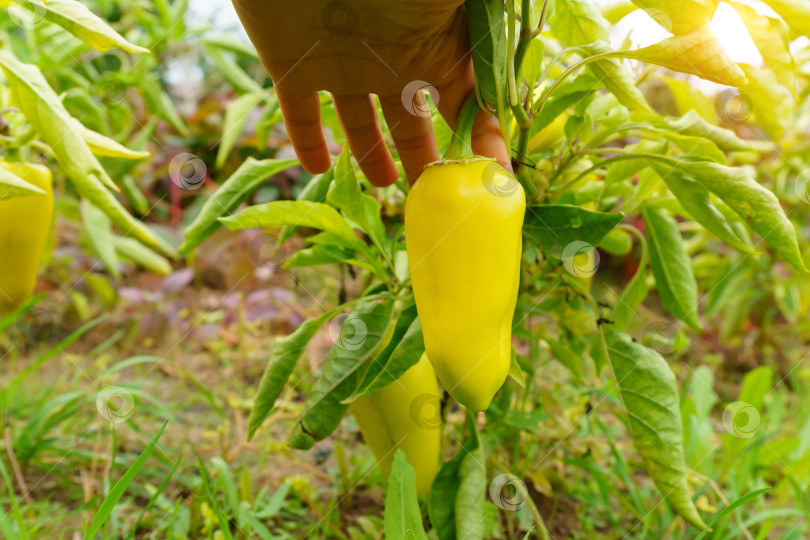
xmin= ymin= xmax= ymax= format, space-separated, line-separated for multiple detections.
xmin=1 ymin=235 xmax=809 ymax=539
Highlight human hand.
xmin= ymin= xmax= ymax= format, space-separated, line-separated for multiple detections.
xmin=232 ymin=0 xmax=510 ymax=186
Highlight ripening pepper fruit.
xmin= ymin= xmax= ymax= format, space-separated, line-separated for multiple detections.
xmin=406 ymin=96 xmax=525 ymax=412
xmin=406 ymin=158 xmax=524 ymax=412
xmin=0 ymin=161 xmax=53 ymax=316
xmin=348 ymin=353 xmax=441 ymax=496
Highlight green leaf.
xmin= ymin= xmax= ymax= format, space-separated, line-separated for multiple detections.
xmin=27 ymin=0 xmax=149 ymax=54
xmin=455 ymin=416 xmax=487 ymax=540
xmin=660 ymin=77 xmax=715 ymax=121
xmin=80 ymin=199 xmax=121 ymax=279
xmin=629 ymin=0 xmax=715 ymax=34
xmin=523 ymin=204 xmax=623 ymax=257
xmin=73 ymin=119 xmax=150 ymax=159
xmin=247 ymin=310 xmax=336 ymax=440
xmin=648 ymin=162 xmax=751 ymax=253
xmin=283 ymin=244 xmax=353 ymax=269
xmin=704 ymin=259 xmax=751 ymax=317
xmin=522 ymin=37 xmax=545 ymax=87
xmin=115 ymin=237 xmax=173 ymax=275
xmin=548 ymin=339 xmax=584 ymax=382
xmin=289 ymin=299 xmax=394 ymax=449
xmin=645 ymin=125 xmax=725 ymax=163
xmin=384 ymin=451 xmax=429 ymax=540
xmin=626 ymin=26 xmax=745 ymax=87
xmin=465 ymin=0 xmax=507 ymax=109
xmin=598 ymin=227 xmax=633 ymax=256
xmin=601 ymin=328 xmax=706 ymax=529
xmin=672 ymin=159 xmax=806 ymax=271
xmin=738 ymin=63 xmax=793 ymax=140
xmin=0 ymin=167 xmax=45 ymax=201
xmin=693 ymin=488 xmax=770 ymax=539
xmin=140 ymin=77 xmax=190 ymax=136
xmin=222 ymin=199 xmax=366 ymax=252
xmin=550 ymin=0 xmax=609 ymax=42
xmin=642 ymin=206 xmax=701 ymax=329
xmin=731 ymin=2 xmax=795 ymax=91
xmin=612 ymin=230 xmax=649 ymax=330
xmin=0 ymin=52 xmax=175 ymax=257
xmin=428 ymin=414 xmax=484 ymax=540
xmin=529 ymin=73 xmax=596 ymax=138
xmin=665 ymin=110 xmax=757 ymax=153
xmin=204 ymin=43 xmax=264 ymax=94
xmin=346 ymin=314 xmax=424 ymax=402
xmin=179 ymin=157 xmax=299 ymax=253
xmin=327 ymin=145 xmax=386 ymax=247
xmin=549 ymin=0 xmax=649 ymax=111
xmin=201 ymin=35 xmax=260 ymax=59
xmin=215 ymin=92 xmax=268 ymax=169
xmin=580 ymin=42 xmax=651 ymax=112
xmin=508 ymin=347 xmax=526 ymax=387
xmin=278 ymin=168 xmax=335 ymax=244
xmin=759 ymin=0 xmax=810 ymax=37
xmin=84 ymin=420 xmax=169 ymax=540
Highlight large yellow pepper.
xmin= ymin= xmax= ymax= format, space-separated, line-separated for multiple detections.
xmin=405 ymin=158 xmax=525 ymax=412
xmin=348 ymin=353 xmax=441 ymax=496
xmin=0 ymin=161 xmax=53 ymax=316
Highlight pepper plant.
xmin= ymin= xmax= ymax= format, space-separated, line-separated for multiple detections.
xmin=174 ymin=0 xmax=810 ymax=537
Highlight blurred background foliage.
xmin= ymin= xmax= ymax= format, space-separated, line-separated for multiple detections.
xmin=0 ymin=0 xmax=809 ymax=538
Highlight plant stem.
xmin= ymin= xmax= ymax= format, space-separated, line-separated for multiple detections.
xmin=507 ymin=0 xmax=519 ymax=107
xmin=443 ymin=94 xmax=480 ymax=161
xmin=513 ymin=0 xmax=535 ymax=75
xmin=533 ymin=50 xmax=624 ymax=115
xmin=489 ymin=458 xmax=552 ymax=540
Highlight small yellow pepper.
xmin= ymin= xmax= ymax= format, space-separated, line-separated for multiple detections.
xmin=0 ymin=161 xmax=53 ymax=316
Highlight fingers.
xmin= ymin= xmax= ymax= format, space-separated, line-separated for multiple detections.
xmin=333 ymin=95 xmax=400 ymax=187
xmin=379 ymin=94 xmax=439 ymax=185
xmin=437 ymin=64 xmax=511 ymax=170
xmin=275 ymin=88 xmax=332 ymax=174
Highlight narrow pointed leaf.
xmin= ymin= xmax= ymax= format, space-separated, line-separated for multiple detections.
xmin=385 ymin=451 xmax=429 ymax=540
xmin=642 ymin=206 xmax=701 ymax=328
xmin=629 ymin=0 xmax=715 ymax=33
xmin=247 ymin=310 xmax=336 ymax=440
xmin=673 ymin=159 xmax=806 ymax=271
xmin=179 ymin=157 xmax=299 ymax=253
xmin=28 ymin=0 xmax=149 ymax=53
xmin=602 ymin=328 xmax=706 ymax=529
xmin=289 ymin=299 xmax=394 ymax=449
xmin=627 ymin=26 xmax=745 ymax=86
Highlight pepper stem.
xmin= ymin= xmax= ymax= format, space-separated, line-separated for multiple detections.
xmin=442 ymin=93 xmax=480 ymax=161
